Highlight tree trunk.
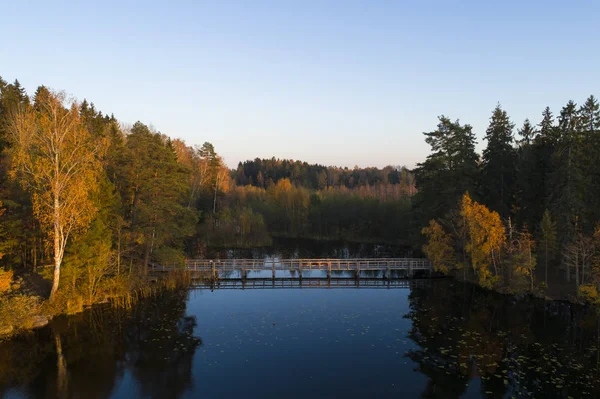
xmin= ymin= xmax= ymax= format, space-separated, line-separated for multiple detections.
xmin=143 ymin=242 xmax=151 ymax=276
xmin=213 ymin=175 xmax=219 ymax=214
xmin=33 ymin=244 xmax=37 ymax=273
xmin=544 ymin=241 xmax=548 ymax=286
xmin=566 ymin=248 xmax=571 ymax=283
xmin=117 ymin=228 xmax=121 ymax=275
xmin=575 ymin=250 xmax=579 ymax=291
xmin=50 ymin=196 xmax=62 ymax=300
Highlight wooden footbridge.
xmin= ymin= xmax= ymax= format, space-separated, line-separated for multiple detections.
xmin=193 ymin=278 xmax=431 ymax=290
xmin=151 ymin=258 xmax=432 ymax=280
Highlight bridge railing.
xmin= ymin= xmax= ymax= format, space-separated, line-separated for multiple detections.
xmin=159 ymin=258 xmax=432 ymax=272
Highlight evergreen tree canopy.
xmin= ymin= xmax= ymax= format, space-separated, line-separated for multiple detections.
xmin=414 ymin=116 xmax=479 ymax=225
xmin=481 ymin=104 xmax=516 ymax=219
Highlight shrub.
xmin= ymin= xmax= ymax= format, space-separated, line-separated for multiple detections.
xmin=578 ymin=284 xmax=600 ymax=306
xmin=0 ymin=295 xmax=42 ymax=336
xmin=0 ymin=269 xmax=13 ymax=295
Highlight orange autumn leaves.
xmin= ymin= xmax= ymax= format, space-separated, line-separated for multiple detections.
xmin=460 ymin=193 xmax=506 ymax=288
xmin=422 ymin=193 xmax=508 ymax=289
xmin=7 ymin=90 xmax=106 ymax=299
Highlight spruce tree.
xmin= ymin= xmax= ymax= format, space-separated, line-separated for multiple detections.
xmin=515 ymin=119 xmax=540 ymax=227
xmin=578 ymin=95 xmax=600 ymax=227
xmin=579 ymin=95 xmax=600 ymax=133
xmin=550 ymin=101 xmax=584 ymax=250
xmin=481 ymin=104 xmax=516 ymax=219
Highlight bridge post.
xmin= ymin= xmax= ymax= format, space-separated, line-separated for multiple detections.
xmin=355 ymin=262 xmax=360 ymax=280
xmin=327 ymin=262 xmax=331 ymax=279
xmin=211 ymin=261 xmax=216 ymax=281
xmin=272 ymin=262 xmax=276 ymax=280
xmin=386 ymin=263 xmax=391 ymax=280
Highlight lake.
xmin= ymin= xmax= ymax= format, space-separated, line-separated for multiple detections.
xmin=202 ymin=237 xmax=415 ymax=259
xmin=1 ymin=278 xmax=599 ymax=398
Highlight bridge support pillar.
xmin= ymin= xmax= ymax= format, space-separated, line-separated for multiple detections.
xmin=386 ymin=266 xmax=391 ymax=280
xmin=272 ymin=267 xmax=276 ymax=280
xmin=298 ymin=269 xmax=303 ymax=280
xmin=327 ymin=264 xmax=331 ymax=279
xmin=241 ymin=269 xmax=247 ymax=280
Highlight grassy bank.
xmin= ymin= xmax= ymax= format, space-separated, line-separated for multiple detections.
xmin=0 ymin=268 xmax=196 ymax=340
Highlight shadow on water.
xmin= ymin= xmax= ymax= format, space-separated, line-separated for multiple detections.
xmin=0 ymin=289 xmax=201 ymax=399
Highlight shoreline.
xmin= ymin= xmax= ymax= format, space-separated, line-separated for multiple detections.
xmin=2 ymin=271 xmax=593 ymax=342
xmin=0 ymin=270 xmax=195 ymax=341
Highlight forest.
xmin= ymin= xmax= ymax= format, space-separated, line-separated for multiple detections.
xmin=0 ymin=74 xmax=599 ymax=336
xmin=0 ymin=77 xmax=415 ymax=334
xmin=417 ymin=98 xmax=600 ymax=302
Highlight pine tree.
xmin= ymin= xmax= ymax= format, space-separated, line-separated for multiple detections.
xmin=114 ymin=122 xmax=197 ymax=271
xmin=414 ymin=116 xmax=479 ymax=227
xmin=481 ymin=104 xmax=516 ymax=219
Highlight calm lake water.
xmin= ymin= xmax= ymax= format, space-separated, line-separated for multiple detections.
xmin=1 ymin=279 xmax=599 ymax=399
xmin=203 ymin=237 xmax=415 ymax=259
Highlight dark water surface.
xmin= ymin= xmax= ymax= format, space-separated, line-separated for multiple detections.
xmin=1 ymin=279 xmax=600 ymax=398
xmin=203 ymin=237 xmax=414 ymax=259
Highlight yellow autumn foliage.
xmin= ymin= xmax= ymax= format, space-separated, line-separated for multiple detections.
xmin=460 ymin=193 xmax=506 ymax=289
xmin=422 ymin=220 xmax=456 ymax=274
xmin=0 ymin=269 xmax=12 ymax=295
xmin=578 ymin=284 xmax=600 ymax=306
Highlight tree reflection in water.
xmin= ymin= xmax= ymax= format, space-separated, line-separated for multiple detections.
xmin=1 ymin=280 xmax=600 ymax=398
xmin=405 ymin=280 xmax=600 ymax=398
xmin=0 ymin=289 xmax=201 ymax=399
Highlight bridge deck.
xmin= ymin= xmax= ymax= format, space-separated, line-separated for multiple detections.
xmin=151 ymin=258 xmax=432 ymax=278
xmin=194 ymin=278 xmax=430 ymax=289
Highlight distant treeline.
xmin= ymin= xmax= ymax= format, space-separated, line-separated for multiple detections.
xmin=234 ymin=158 xmax=415 ymax=190
xmin=199 ymin=181 xmax=413 ymax=249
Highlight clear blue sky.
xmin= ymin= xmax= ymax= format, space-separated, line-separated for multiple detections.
xmin=2 ymin=1 xmax=599 ymax=168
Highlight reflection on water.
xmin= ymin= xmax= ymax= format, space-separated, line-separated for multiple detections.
xmin=204 ymin=237 xmax=414 ymax=259
xmin=0 ymin=290 xmax=201 ymax=399
xmin=407 ymin=281 xmax=600 ymax=398
xmin=0 ymin=280 xmax=599 ymax=398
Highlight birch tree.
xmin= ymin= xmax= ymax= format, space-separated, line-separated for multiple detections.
xmin=7 ymin=90 xmax=105 ymax=299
